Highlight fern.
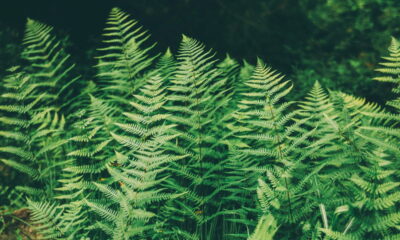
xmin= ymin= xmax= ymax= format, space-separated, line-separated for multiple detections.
xmin=96 ymin=7 xmax=157 ymax=107
xmin=159 ymin=34 xmax=238 ymax=239
xmin=247 ymin=213 xmax=278 ymax=240
xmin=27 ymin=198 xmax=86 ymax=239
xmin=374 ymin=37 xmax=400 ymax=112
xmin=86 ymin=71 xmax=183 ymax=239
xmin=224 ymin=59 xmax=314 ymax=239
xmin=0 ymin=18 xmax=81 ymax=204
xmin=1 ymin=7 xmax=400 ymax=240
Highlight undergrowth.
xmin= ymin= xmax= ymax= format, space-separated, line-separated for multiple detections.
xmin=1 ymin=7 xmax=400 ymax=240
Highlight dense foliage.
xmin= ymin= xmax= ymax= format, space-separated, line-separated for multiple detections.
xmin=2 ymin=7 xmax=400 ymax=240
xmin=2 ymin=0 xmax=400 ymax=102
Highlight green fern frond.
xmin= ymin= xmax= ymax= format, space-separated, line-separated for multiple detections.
xmin=247 ymin=214 xmax=278 ymax=240
xmin=96 ymin=7 xmax=157 ymax=102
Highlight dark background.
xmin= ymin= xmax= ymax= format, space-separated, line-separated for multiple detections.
xmin=1 ymin=0 xmax=400 ymax=102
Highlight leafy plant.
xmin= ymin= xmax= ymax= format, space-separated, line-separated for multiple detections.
xmin=1 ymin=6 xmax=400 ymax=240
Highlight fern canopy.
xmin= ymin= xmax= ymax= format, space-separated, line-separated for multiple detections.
xmin=1 ymin=6 xmax=400 ymax=240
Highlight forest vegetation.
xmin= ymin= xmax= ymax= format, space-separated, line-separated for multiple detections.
xmin=1 ymin=5 xmax=400 ymax=240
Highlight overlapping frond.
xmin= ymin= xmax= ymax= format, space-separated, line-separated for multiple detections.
xmin=374 ymin=37 xmax=400 ymax=111
xmin=1 ymin=7 xmax=400 ymax=240
xmin=96 ymin=7 xmax=157 ymax=103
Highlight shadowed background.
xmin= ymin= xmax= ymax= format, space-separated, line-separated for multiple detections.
xmin=1 ymin=0 xmax=400 ymax=102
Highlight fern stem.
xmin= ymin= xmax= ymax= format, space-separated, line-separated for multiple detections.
xmin=343 ymin=217 xmax=354 ymax=235
xmin=314 ymin=175 xmax=329 ymax=229
xmin=267 ymin=100 xmax=294 ymax=223
xmin=188 ymin=53 xmax=206 ymax=240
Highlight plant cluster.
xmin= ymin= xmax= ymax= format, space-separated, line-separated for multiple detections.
xmin=1 ymin=7 xmax=400 ymax=240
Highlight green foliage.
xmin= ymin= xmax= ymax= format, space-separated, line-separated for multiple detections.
xmin=291 ymin=0 xmax=400 ymax=103
xmin=0 ymin=18 xmax=78 ymax=201
xmin=247 ymin=213 xmax=278 ymax=240
xmin=2 ymin=6 xmax=400 ymax=240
